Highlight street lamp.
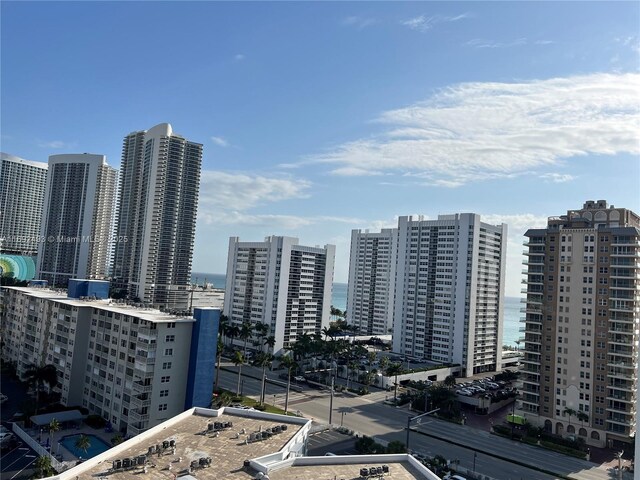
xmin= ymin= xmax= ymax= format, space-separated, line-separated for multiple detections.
xmin=406 ymin=408 xmax=439 ymax=452
xmin=340 ymin=411 xmax=347 ymax=427
xmin=472 ymin=451 xmax=477 ymax=473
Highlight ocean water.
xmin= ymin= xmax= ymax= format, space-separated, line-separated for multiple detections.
xmin=192 ymin=273 xmax=521 ymax=347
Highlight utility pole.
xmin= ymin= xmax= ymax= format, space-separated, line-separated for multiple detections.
xmin=406 ymin=408 xmax=439 ymax=452
xmin=329 ymin=376 xmax=335 ymax=425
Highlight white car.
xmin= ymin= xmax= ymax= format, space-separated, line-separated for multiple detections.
xmin=443 ymin=474 xmax=467 ymax=480
xmin=294 ymin=376 xmax=305 ymax=382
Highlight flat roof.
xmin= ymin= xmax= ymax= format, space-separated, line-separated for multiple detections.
xmin=56 ymin=408 xmax=309 ymax=480
xmin=52 ymin=408 xmax=439 ymax=480
xmin=30 ymin=410 xmax=85 ymax=426
xmin=269 ymin=460 xmax=430 ymax=480
xmin=2 ymin=286 xmax=195 ymax=324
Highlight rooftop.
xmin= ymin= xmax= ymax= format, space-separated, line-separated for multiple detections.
xmin=2 ymin=286 xmax=195 ymax=324
xmin=50 ymin=408 xmax=438 ymax=480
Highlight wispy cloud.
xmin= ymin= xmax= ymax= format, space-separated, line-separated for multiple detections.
xmin=234 ymin=54 xmax=245 ymax=61
xmin=402 ymin=12 xmax=470 ymax=32
xmin=210 ymin=136 xmax=229 ymax=147
xmin=203 ymin=212 xmax=365 ymax=229
xmin=466 ymin=38 xmax=527 ymax=49
xmin=615 ymin=35 xmax=640 ymax=54
xmin=38 ymin=140 xmax=73 ymax=149
xmin=302 ymin=73 xmax=640 ymax=187
xmin=540 ymin=173 xmax=575 ymax=183
xmin=342 ymin=15 xmax=378 ymax=30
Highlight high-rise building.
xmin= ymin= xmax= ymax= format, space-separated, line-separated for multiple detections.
xmin=520 ymin=200 xmax=639 ymax=448
xmin=36 ymin=154 xmax=117 ymax=286
xmin=112 ymin=123 xmax=202 ymax=310
xmin=346 ymin=228 xmax=398 ymax=336
xmin=392 ymin=214 xmax=507 ymax=376
xmin=1 ymin=283 xmax=219 ymax=436
xmin=0 ymin=152 xmax=48 ymax=255
xmin=223 ymin=236 xmax=335 ymax=353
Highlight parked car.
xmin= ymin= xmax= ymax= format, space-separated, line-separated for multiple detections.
xmin=0 ymin=393 xmax=7 ymax=404
xmin=444 ymin=473 xmax=467 ymax=480
xmin=293 ymin=376 xmax=305 ymax=382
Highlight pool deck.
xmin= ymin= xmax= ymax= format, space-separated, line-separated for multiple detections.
xmin=23 ymin=424 xmax=119 ymax=463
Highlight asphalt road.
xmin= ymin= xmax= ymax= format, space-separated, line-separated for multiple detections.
xmin=218 ymin=369 xmax=559 ymax=480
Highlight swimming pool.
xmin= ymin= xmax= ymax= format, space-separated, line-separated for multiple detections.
xmin=59 ymin=434 xmax=111 ymax=459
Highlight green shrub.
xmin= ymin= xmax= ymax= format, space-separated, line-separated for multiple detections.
xmin=540 ymin=441 xmax=586 ymax=458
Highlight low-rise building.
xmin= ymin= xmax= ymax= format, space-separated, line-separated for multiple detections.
xmin=0 ymin=282 xmax=219 ymax=436
xmin=43 ymin=407 xmax=439 ymax=480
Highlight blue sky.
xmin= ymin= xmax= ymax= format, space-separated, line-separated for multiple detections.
xmin=2 ymin=1 xmax=639 ymax=295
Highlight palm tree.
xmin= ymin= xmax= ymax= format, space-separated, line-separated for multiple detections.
xmin=263 ymin=335 xmax=275 ymax=354
xmin=563 ymin=407 xmax=577 ymax=428
xmin=232 ymin=350 xmax=245 ymax=396
xmin=277 ymin=354 xmax=297 ymax=414
xmin=48 ymin=418 xmax=60 ymax=453
xmin=347 ymin=361 xmax=358 ymax=389
xmin=218 ymin=314 xmax=229 ymax=345
xmin=254 ymin=352 xmax=274 ymax=404
xmin=227 ymin=324 xmax=240 ymax=347
xmin=239 ymin=321 xmax=253 ymax=356
xmin=22 ymin=364 xmax=58 ymax=414
xmin=385 ymin=362 xmax=404 ymax=402
xmin=34 ymin=455 xmax=55 ymax=478
xmin=213 ymin=336 xmax=225 ymax=393
xmin=75 ymin=434 xmax=91 ymax=457
xmin=378 ymin=355 xmax=390 ymax=373
xmin=576 ymin=411 xmax=589 ymax=428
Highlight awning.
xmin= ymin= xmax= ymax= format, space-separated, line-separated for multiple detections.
xmin=30 ymin=410 xmax=86 ymax=426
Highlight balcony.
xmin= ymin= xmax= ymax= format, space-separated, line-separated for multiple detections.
xmin=130 ymin=395 xmax=151 ymax=409
xmin=135 ymin=354 xmax=156 ymax=365
xmin=132 ymin=382 xmax=153 ymax=394
xmin=128 ymin=410 xmax=150 ymax=422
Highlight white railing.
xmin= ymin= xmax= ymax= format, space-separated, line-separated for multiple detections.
xmin=11 ymin=422 xmax=64 ymax=471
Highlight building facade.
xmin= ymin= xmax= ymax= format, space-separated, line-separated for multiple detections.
xmin=520 ymin=200 xmax=639 ymax=448
xmin=223 ymin=236 xmax=335 ymax=354
xmin=392 ymin=214 xmax=507 ymax=376
xmin=111 ymin=123 xmax=202 ymax=310
xmin=346 ymin=228 xmax=398 ymax=336
xmin=0 ymin=152 xmax=48 ymax=255
xmin=1 ymin=284 xmax=219 ymax=436
xmin=35 ymin=154 xmax=117 ymax=286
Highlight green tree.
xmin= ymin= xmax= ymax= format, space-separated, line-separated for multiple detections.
xmin=111 ymin=434 xmax=124 ymax=446
xmin=74 ymin=434 xmax=91 ymax=457
xmin=22 ymin=363 xmax=58 ymax=414
xmin=254 ymin=352 xmax=274 ymax=404
xmin=386 ymin=440 xmax=407 ymax=454
xmin=576 ymin=411 xmax=589 ymax=428
xmin=443 ymin=375 xmax=457 ymax=389
xmin=232 ymin=350 xmax=245 ymax=396
xmin=563 ymin=407 xmax=577 ymax=428
xmin=214 ymin=336 xmax=225 ymax=393
xmin=385 ymin=362 xmax=404 ymax=402
xmin=48 ymin=418 xmax=60 ymax=453
xmin=239 ymin=321 xmax=253 ymax=356
xmin=226 ymin=324 xmax=240 ymax=347
xmin=277 ymin=354 xmax=297 ymax=414
xmin=34 ymin=455 xmax=55 ymax=478
xmin=263 ymin=335 xmax=275 ymax=354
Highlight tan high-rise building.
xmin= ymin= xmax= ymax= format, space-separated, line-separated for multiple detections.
xmin=520 ymin=200 xmax=639 ymax=449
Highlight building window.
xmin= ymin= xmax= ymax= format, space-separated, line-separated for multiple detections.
xmin=162 ymin=362 xmax=172 ymax=370
xmin=165 ymin=335 xmax=175 ymax=342
xmin=161 ymin=376 xmax=171 ymax=383
xmin=158 ymin=404 xmax=168 ymax=411
xmin=164 ymin=348 xmax=173 ymax=356
xmin=160 ymin=390 xmax=169 ymax=397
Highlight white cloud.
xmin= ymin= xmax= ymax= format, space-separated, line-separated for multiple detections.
xmin=615 ymin=35 xmax=640 ymax=54
xmin=210 ymin=136 xmax=229 ymax=147
xmin=342 ymin=16 xmax=378 ymax=30
xmin=534 ymin=40 xmax=555 ymax=45
xmin=38 ymin=140 xmax=71 ymax=149
xmin=198 ymin=171 xmax=311 ymax=215
xmin=402 ymin=13 xmax=470 ymax=32
xmin=200 ymin=211 xmax=365 ymax=229
xmin=304 ymin=73 xmax=640 ymax=186
xmin=329 ymin=167 xmax=384 ymax=176
xmin=540 ymin=173 xmax=575 ymax=183
xmin=466 ymin=38 xmax=527 ymax=49
xmin=234 ymin=54 xmax=245 ymax=61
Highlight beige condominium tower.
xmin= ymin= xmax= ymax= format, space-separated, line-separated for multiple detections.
xmin=520 ymin=200 xmax=639 ymax=449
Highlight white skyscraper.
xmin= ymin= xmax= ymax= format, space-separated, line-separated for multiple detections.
xmin=346 ymin=228 xmax=398 ymax=336
xmin=0 ymin=152 xmax=48 ymax=255
xmin=393 ymin=214 xmax=507 ymax=376
xmin=223 ymin=236 xmax=335 ymax=353
xmin=112 ymin=123 xmax=202 ymax=309
xmin=36 ymin=154 xmax=117 ymax=286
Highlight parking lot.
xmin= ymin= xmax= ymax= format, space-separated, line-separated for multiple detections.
xmin=1 ymin=440 xmax=39 ymax=480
